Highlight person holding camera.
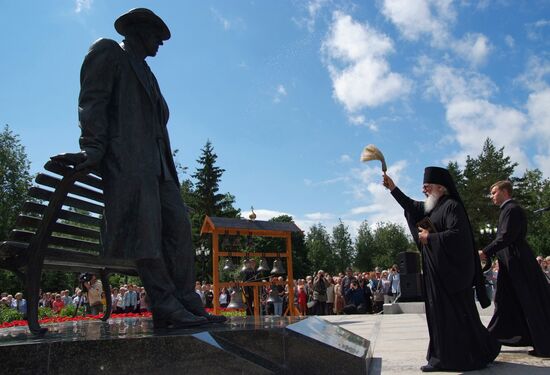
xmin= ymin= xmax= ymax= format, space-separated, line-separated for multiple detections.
xmin=343 ymin=280 xmax=368 ymax=314
xmin=81 ymin=273 xmax=103 ymax=315
xmin=312 ymin=270 xmax=329 ymax=315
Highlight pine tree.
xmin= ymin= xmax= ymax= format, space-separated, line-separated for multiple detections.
xmin=181 ymin=140 xmax=240 ymax=281
xmin=457 ymin=138 xmax=517 ymax=245
xmin=185 ymin=140 xmax=241 ymax=238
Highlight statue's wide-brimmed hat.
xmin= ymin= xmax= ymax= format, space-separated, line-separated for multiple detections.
xmin=115 ymin=8 xmax=170 ymax=40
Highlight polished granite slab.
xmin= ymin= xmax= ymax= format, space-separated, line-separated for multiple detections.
xmin=0 ymin=316 xmax=371 ymax=374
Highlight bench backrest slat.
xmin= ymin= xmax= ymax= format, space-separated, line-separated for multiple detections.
xmin=28 ymin=187 xmax=104 ymax=215
xmin=22 ymin=202 xmax=102 ymax=227
xmin=16 ymin=215 xmax=100 ymax=241
xmin=35 ymin=173 xmax=104 ymax=203
xmin=10 ymin=230 xmax=101 ymax=253
xmin=44 ymin=161 xmax=103 ymax=190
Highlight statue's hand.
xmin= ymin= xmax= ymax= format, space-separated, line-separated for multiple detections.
xmin=50 ymin=151 xmax=97 ymax=171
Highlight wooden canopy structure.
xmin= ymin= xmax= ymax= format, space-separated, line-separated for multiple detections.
xmin=200 ymin=216 xmax=301 ymax=316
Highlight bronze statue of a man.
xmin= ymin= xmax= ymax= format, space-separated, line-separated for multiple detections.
xmin=56 ymin=8 xmax=225 ymax=328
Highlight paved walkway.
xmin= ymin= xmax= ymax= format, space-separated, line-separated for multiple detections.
xmin=323 ymin=313 xmax=550 ymax=374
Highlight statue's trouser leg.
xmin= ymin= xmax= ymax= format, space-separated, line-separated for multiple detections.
xmin=159 ymin=180 xmax=206 ymax=314
xmin=136 ymin=258 xmax=185 ymax=318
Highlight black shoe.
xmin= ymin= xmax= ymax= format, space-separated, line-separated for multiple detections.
xmin=528 ymin=349 xmax=550 ymax=358
xmin=203 ymin=313 xmax=227 ymax=323
xmin=420 ymin=364 xmax=440 ymax=372
xmin=177 ymin=293 xmax=227 ymax=323
xmin=153 ymin=308 xmax=208 ymax=329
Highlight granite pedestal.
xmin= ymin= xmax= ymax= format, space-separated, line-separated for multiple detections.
xmin=0 ymin=316 xmax=371 ymax=374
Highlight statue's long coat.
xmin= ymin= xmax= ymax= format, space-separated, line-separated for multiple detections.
xmin=79 ymin=38 xmax=178 ymax=260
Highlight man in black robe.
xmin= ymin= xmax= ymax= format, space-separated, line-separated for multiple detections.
xmin=479 ymin=180 xmax=550 ymax=357
xmin=53 ymin=8 xmax=225 ymax=328
xmin=384 ymin=167 xmax=500 ymax=372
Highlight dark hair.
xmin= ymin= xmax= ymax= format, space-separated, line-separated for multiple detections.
xmin=490 ymin=180 xmax=513 ymax=196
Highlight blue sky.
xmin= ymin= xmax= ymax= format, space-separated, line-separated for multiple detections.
xmin=1 ymin=1 xmax=549 ymax=236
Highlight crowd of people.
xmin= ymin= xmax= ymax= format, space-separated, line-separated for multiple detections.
xmin=2 ymin=254 xmax=549 ymax=322
xmin=191 ymin=264 xmax=403 ymax=317
xmin=0 ymin=276 xmax=150 ymax=320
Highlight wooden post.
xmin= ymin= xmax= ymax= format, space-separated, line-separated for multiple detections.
xmin=253 ymin=285 xmax=260 ymax=317
xmin=285 ymin=234 xmax=297 ymax=316
xmin=212 ymin=232 xmax=220 ymax=315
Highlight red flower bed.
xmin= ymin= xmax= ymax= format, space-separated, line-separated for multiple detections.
xmin=0 ymin=311 xmax=153 ymax=329
xmin=0 ymin=308 xmax=247 ymax=329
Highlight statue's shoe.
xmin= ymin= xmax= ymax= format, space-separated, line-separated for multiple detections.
xmin=153 ymin=308 xmax=209 ymax=329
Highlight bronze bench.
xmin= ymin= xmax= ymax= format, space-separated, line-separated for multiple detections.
xmin=0 ymin=159 xmax=137 ymax=334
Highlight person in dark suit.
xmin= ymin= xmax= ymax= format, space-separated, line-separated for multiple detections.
xmin=54 ymin=8 xmax=224 ymax=328
xmin=479 ymin=180 xmax=550 ymax=357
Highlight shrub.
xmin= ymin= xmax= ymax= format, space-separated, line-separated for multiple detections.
xmin=0 ymin=306 xmax=23 ymax=323
xmin=38 ymin=307 xmax=55 ymax=319
xmin=59 ymin=304 xmax=85 ymax=317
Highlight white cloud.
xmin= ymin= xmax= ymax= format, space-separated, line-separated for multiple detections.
xmin=380 ymin=0 xmax=455 ymax=46
xmin=527 ymin=88 xmax=550 ymax=141
xmin=426 ymin=64 xmax=496 ymax=103
xmin=75 ymin=0 xmax=92 ymax=13
xmin=322 ymin=12 xmax=411 ymax=112
xmin=292 ymin=0 xmax=330 ymax=32
xmin=516 ymin=56 xmax=550 ymax=92
xmin=273 ymin=84 xmax=288 ymax=103
xmin=452 ymin=33 xmax=492 ymax=66
xmin=305 ymin=176 xmax=349 ymax=187
xmin=445 ymin=98 xmax=529 ymax=168
xmin=210 ymin=7 xmax=232 ymax=30
xmin=347 ymin=115 xmax=379 ymax=130
xmin=527 ymin=19 xmax=550 ymax=40
xmin=381 ymin=1 xmax=493 ymax=65
xmin=241 ymin=208 xmax=290 ymax=222
xmin=420 ymin=62 xmax=530 ymax=170
xmin=534 ymin=154 xmax=550 ymax=177
xmin=343 ymin=160 xmax=411 ymax=229
xmin=304 ymin=212 xmax=334 ymax=220
xmin=340 ymin=154 xmax=353 ymax=163
xmin=527 ymin=89 xmax=550 ymax=174
xmin=504 ymin=35 xmax=515 ymax=48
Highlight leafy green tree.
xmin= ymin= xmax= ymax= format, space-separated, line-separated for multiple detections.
xmin=270 ymin=215 xmax=309 ymax=279
xmin=331 ymin=219 xmax=355 ymax=272
xmin=305 ymin=223 xmax=334 ymax=275
xmin=513 ymin=169 xmax=550 ymax=256
xmin=40 ymin=271 xmax=76 ymax=294
xmin=0 ymin=125 xmax=32 ymax=240
xmin=370 ymin=222 xmax=411 ymax=269
xmin=354 ymin=221 xmax=375 ymax=271
xmin=0 ymin=125 xmax=32 ymax=293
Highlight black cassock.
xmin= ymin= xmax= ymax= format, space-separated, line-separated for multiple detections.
xmin=392 ymin=188 xmax=500 ymax=371
xmin=483 ymin=199 xmax=550 ymax=356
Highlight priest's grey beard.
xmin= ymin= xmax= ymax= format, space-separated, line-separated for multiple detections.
xmin=424 ymin=193 xmax=441 ymax=213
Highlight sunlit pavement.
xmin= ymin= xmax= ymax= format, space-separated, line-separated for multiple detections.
xmin=323 ymin=308 xmax=550 ymax=375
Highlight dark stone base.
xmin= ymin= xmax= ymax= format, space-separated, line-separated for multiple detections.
xmin=0 ymin=316 xmax=371 ymax=374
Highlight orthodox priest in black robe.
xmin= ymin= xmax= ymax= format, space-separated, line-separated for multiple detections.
xmin=480 ymin=180 xmax=550 ymax=357
xmin=384 ymin=167 xmax=500 ymax=372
